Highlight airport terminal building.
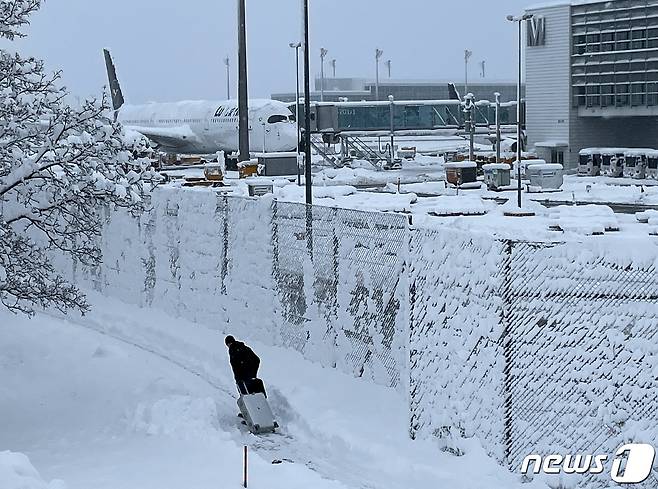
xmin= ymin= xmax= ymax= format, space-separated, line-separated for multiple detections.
xmin=272 ymin=78 xmax=520 ymax=104
xmin=526 ymin=0 xmax=658 ymax=169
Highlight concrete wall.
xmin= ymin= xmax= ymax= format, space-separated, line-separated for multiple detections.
xmin=525 ymin=4 xmax=573 ymax=166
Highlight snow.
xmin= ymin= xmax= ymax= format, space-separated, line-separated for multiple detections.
xmin=0 ymin=295 xmax=546 ymax=489
xmin=527 ymin=163 xmax=564 ymax=171
xmin=0 ymin=452 xmax=64 ymax=489
xmin=444 ymin=160 xmax=476 ymax=169
xmin=482 ymin=163 xmax=511 ymax=171
xmin=547 ymin=204 xmax=618 ymax=235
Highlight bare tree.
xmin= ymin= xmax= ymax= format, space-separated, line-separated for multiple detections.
xmin=0 ymin=0 xmax=157 ymax=314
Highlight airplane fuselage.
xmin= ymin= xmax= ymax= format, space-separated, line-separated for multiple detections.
xmin=118 ymin=98 xmax=298 ymax=155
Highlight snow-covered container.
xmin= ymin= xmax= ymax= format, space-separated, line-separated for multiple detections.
xmin=444 ymin=160 xmax=477 ymax=188
xmin=600 ymin=148 xmax=625 ymax=177
xmin=512 ymin=158 xmax=543 ymax=179
xmin=622 ymin=148 xmax=650 ymax=179
xmin=578 ymin=148 xmax=601 ymax=176
xmin=255 ymin=152 xmax=299 ymax=177
xmin=645 ymin=150 xmax=658 ymax=180
xmin=527 ymin=163 xmax=564 ymax=190
xmin=245 ymin=178 xmax=274 ymax=197
xmin=482 ymin=163 xmax=511 ymax=190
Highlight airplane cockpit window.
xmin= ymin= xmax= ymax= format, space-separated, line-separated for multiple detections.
xmin=267 ymin=114 xmax=288 ymax=124
xmin=288 ymin=114 xmax=296 ymax=122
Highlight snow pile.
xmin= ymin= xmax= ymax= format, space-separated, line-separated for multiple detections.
xmin=0 ymin=452 xmax=65 ymax=489
xmin=415 ymin=195 xmax=493 ymax=216
xmin=131 ymin=396 xmax=222 ymax=440
xmin=547 ymin=205 xmax=618 ymax=235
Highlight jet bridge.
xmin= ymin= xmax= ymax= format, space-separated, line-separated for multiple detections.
xmin=294 ymin=99 xmax=518 ymax=134
xmin=294 ymin=98 xmax=519 ymax=168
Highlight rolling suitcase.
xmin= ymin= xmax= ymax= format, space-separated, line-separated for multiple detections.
xmin=237 ymin=378 xmax=278 ymax=434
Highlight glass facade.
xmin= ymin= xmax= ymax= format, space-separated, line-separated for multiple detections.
xmin=572 ymin=0 xmax=658 ymax=108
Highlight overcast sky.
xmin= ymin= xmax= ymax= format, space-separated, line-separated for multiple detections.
xmin=10 ymin=0 xmax=530 ymax=104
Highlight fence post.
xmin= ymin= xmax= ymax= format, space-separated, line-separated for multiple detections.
xmin=305 ymin=203 xmax=314 ymax=259
xmin=243 ymin=445 xmax=248 ymax=488
xmin=220 ymin=195 xmax=229 ymax=295
xmin=501 ymin=239 xmax=514 ymax=467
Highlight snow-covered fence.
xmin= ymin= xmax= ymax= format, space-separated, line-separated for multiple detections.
xmin=75 ymin=187 xmax=408 ymax=390
xmin=408 ymin=228 xmax=507 ymax=457
xmin=409 ymin=232 xmax=658 ymax=487
xmin=272 ymin=201 xmax=408 ymax=388
xmin=64 ymin=186 xmax=658 ymax=486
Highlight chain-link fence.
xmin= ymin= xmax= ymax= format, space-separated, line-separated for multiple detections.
xmin=272 ymin=201 xmax=408 ymax=388
xmin=70 ymin=187 xmax=658 ymax=486
xmin=409 ymin=229 xmax=658 ymax=487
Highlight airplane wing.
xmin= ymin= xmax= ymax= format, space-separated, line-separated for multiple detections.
xmin=125 ymin=125 xmax=199 ymax=152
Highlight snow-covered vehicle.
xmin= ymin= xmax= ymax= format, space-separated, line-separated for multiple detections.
xmin=578 ymin=148 xmax=601 ymax=176
xmin=645 ymin=150 xmax=658 ymax=180
xmin=623 ymin=149 xmax=650 ymax=179
xmin=600 ymin=148 xmax=625 ymax=177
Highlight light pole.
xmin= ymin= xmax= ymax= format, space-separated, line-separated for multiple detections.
xmin=289 ymin=42 xmax=302 ymax=185
xmin=237 ymin=0 xmax=250 ymax=162
xmin=320 ymin=47 xmax=328 ymax=102
xmin=303 ymin=0 xmax=312 ymax=205
xmin=386 ymin=59 xmax=391 ymax=78
xmin=495 ymin=92 xmax=501 ymax=163
xmin=224 ymin=56 xmax=230 ymax=99
xmin=507 ymin=13 xmax=533 ymax=208
xmin=331 ymin=58 xmax=336 ymax=78
xmin=375 ymin=48 xmax=383 ymax=100
xmin=464 ymin=49 xmax=472 ymax=96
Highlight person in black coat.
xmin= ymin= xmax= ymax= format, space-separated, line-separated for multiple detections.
xmin=225 ymin=335 xmax=263 ymax=395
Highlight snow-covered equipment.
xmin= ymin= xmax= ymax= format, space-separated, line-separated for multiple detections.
xmin=512 ymin=158 xmax=543 ymax=179
xmin=236 ymin=379 xmax=278 ymax=435
xmin=600 ymin=148 xmax=625 ymax=177
xmin=578 ymin=148 xmax=601 ymax=176
xmin=397 ymin=146 xmax=417 ymax=160
xmin=526 ymin=163 xmax=564 ymax=191
xmin=444 ymin=161 xmax=477 ymax=188
xmin=482 ymin=163 xmax=511 ymax=191
xmin=255 ymin=152 xmax=299 ymax=176
xmin=238 ymin=159 xmax=260 ymax=178
xmin=623 ymin=149 xmax=650 ymax=179
xmin=647 ymin=150 xmax=658 ymax=180
xmin=246 ymin=178 xmax=274 ymax=197
xmin=203 ymin=164 xmax=224 ymax=181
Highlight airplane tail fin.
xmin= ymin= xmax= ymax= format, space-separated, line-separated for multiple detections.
xmin=448 ymin=82 xmax=462 ymax=102
xmin=103 ymin=48 xmax=125 ymax=113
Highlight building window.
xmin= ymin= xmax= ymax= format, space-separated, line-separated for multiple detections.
xmin=551 ymin=149 xmax=565 ymax=165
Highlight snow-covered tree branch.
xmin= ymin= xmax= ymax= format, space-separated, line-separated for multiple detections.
xmin=0 ymin=0 xmax=40 ymax=40
xmin=0 ymin=1 xmax=158 ymax=314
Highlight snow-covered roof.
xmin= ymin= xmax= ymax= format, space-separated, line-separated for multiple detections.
xmin=445 ymin=161 xmax=477 ymax=169
xmin=482 ymin=163 xmax=511 ymax=171
xmin=527 ymin=163 xmax=564 ymax=171
xmin=625 ymin=148 xmax=657 ymax=157
xmin=535 ymin=141 xmax=568 ymax=148
xmin=254 ymin=152 xmax=298 ymax=158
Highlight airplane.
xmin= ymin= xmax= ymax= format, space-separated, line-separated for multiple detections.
xmin=103 ymin=49 xmax=298 ymax=157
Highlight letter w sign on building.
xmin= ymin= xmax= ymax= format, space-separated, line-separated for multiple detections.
xmin=527 ymin=16 xmax=546 ymax=46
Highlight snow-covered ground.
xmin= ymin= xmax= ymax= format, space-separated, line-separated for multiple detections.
xmin=1 ymin=293 xmax=548 ymax=489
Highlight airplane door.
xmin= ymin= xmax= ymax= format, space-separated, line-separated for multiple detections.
xmin=204 ymin=118 xmax=210 ymax=132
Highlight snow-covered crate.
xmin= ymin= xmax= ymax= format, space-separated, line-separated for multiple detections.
xmin=482 ymin=163 xmax=511 ymax=191
xmin=444 ymin=160 xmax=477 ymax=188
